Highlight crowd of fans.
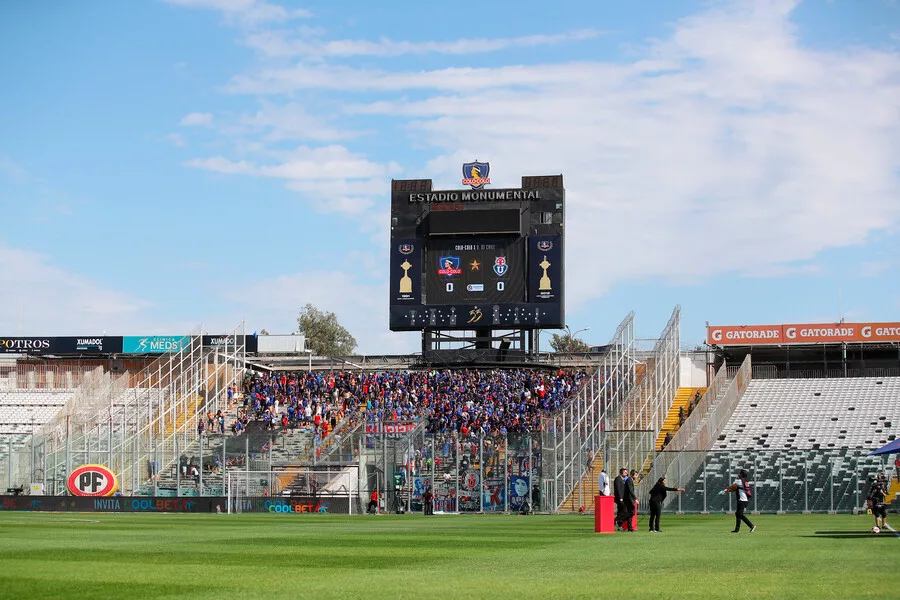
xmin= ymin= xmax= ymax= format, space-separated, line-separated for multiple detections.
xmin=213 ymin=368 xmax=590 ymax=443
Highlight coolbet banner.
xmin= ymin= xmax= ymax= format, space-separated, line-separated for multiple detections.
xmin=708 ymin=322 xmax=900 ymax=346
xmin=0 ymin=496 xmax=221 ymax=512
xmin=0 ymin=495 xmax=347 ymax=513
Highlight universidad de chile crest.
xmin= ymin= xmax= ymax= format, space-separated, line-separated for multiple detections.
xmin=493 ymin=256 xmax=508 ymax=276
xmin=462 ymin=161 xmax=491 ymax=189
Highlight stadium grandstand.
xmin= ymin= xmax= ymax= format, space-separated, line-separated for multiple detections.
xmin=1 ymin=313 xmax=898 ymax=518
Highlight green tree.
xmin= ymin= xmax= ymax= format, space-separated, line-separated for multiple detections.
xmin=297 ymin=303 xmax=357 ymax=356
xmin=548 ymin=332 xmax=590 ymax=353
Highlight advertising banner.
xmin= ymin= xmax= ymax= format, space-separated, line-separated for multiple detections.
xmin=0 ymin=495 xmax=348 ymax=514
xmin=122 ymin=336 xmax=191 ymax=354
xmin=201 ymin=334 xmax=258 ymax=354
xmin=708 ymin=322 xmax=900 ymax=346
xmin=0 ymin=334 xmax=257 ymax=355
xmin=0 ymin=496 xmax=220 ymax=513
xmin=0 ymin=336 xmax=123 ymax=354
xmin=234 ymin=497 xmax=348 ymax=514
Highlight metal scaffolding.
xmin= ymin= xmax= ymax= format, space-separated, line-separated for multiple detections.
xmin=2 ymin=326 xmax=246 ymax=496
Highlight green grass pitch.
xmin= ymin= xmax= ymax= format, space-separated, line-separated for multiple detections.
xmin=0 ymin=512 xmax=895 ymax=599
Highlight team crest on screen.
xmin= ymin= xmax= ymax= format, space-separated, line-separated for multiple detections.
xmin=537 ymin=240 xmax=553 ymax=251
xmin=493 ymin=257 xmax=508 ymax=276
xmin=437 ymin=255 xmax=462 ymax=276
xmin=398 ymin=243 xmax=414 ymax=255
xmin=462 ymin=161 xmax=491 ymax=189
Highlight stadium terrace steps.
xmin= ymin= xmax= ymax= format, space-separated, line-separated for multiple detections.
xmin=0 ymin=391 xmax=72 ymax=426
xmin=715 ymin=377 xmax=900 ymax=451
xmin=559 ymin=455 xmax=605 ymax=513
xmin=886 ymin=479 xmax=900 ymax=505
xmin=655 ymin=387 xmax=706 ymax=451
xmin=162 ymin=395 xmax=203 ymax=438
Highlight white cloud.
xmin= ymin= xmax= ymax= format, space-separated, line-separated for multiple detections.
xmin=184 ymin=145 xmax=396 ymax=215
xmin=0 ymin=242 xmax=159 ymax=335
xmin=0 ymin=157 xmax=37 ymax=184
xmin=161 ymin=0 xmax=310 ymax=25
xmin=180 ymin=112 xmax=214 ymax=127
xmin=185 ymin=0 xmax=900 ymax=318
xmin=186 ymin=144 xmax=390 ymax=180
xmin=243 ymin=28 xmax=600 ymax=59
xmin=240 ymin=101 xmax=354 ymax=142
xmin=258 ymin=0 xmax=897 ymax=309
xmin=858 ymin=260 xmax=893 ymax=278
xmin=225 ymin=61 xmax=664 ymax=95
xmin=165 ymin=132 xmax=187 ymax=146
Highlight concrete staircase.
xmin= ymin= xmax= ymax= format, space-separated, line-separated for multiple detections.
xmin=655 ymin=387 xmax=706 ymax=451
xmin=559 ymin=455 xmax=605 ymax=513
xmin=886 ymin=478 xmax=900 ymax=506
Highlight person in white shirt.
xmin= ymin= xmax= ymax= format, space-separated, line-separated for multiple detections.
xmin=598 ymin=469 xmax=610 ymax=496
xmin=724 ymin=469 xmax=756 ymax=533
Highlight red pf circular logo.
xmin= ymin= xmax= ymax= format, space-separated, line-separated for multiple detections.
xmin=67 ymin=464 xmax=118 ymax=497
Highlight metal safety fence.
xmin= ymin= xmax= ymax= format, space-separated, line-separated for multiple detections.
xmin=642 ymin=448 xmax=896 ymax=514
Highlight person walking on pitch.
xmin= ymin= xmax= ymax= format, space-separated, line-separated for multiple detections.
xmin=724 ymin=469 xmax=756 ymax=533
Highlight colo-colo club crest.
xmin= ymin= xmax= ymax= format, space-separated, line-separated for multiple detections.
xmin=462 ymin=161 xmax=491 ymax=190
xmin=493 ymin=256 xmax=508 ymax=276
xmin=438 ymin=256 xmax=462 ymax=276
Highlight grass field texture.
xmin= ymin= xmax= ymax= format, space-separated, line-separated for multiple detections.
xmin=0 ymin=512 xmax=895 ymax=599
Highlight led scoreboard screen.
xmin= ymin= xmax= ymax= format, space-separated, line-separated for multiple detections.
xmin=426 ymin=238 xmax=526 ymax=305
xmin=389 ymin=169 xmax=564 ymax=331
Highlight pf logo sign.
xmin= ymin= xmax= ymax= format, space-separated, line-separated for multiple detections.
xmin=67 ymin=464 xmax=118 ymax=497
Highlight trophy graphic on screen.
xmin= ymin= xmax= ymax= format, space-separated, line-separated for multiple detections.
xmin=539 ymin=255 xmax=552 ymax=291
xmin=399 ymin=260 xmax=413 ymax=294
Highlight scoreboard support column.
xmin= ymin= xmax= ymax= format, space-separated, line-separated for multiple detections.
xmin=420 ymin=329 xmax=532 ymax=365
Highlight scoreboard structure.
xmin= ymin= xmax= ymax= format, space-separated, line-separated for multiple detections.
xmin=390 ymin=164 xmax=565 ymax=362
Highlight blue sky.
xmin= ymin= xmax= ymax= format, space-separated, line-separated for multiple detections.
xmin=0 ymin=0 xmax=898 ymax=353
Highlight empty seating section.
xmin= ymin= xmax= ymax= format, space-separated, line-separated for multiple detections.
xmin=715 ymin=377 xmax=900 ymax=451
xmin=665 ymin=448 xmax=891 ymax=513
xmin=655 ymin=377 xmax=899 ymax=513
xmin=0 ymin=391 xmax=73 ymax=434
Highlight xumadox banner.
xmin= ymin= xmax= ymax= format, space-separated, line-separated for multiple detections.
xmin=707 ymin=322 xmax=900 ymax=346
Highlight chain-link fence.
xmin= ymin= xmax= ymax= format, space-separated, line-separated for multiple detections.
xmin=644 ymin=449 xmax=896 ymax=514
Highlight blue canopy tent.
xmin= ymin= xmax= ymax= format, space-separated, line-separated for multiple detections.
xmin=868 ymin=439 xmax=900 ymax=456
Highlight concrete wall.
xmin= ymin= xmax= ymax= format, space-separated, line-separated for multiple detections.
xmin=679 ymin=351 xmax=708 ymax=387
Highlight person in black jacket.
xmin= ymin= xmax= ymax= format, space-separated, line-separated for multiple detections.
xmin=648 ymin=477 xmax=684 ymax=532
xmin=422 ymin=487 xmax=434 ymax=516
xmin=614 ymin=468 xmax=636 ymax=531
